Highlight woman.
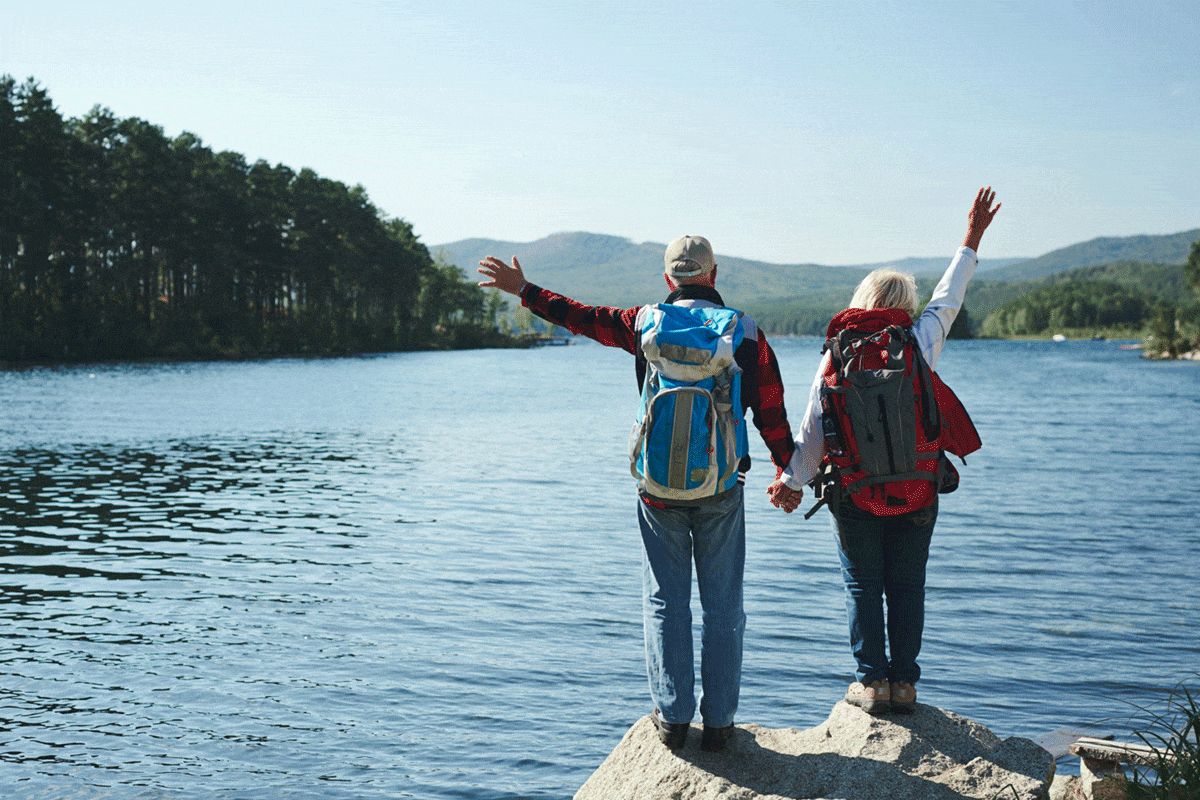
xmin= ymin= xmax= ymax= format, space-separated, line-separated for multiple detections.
xmin=768 ymin=188 xmax=1000 ymax=713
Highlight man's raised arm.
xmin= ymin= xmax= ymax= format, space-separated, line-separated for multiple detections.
xmin=478 ymin=254 xmax=640 ymax=353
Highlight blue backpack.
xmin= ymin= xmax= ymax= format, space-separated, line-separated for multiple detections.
xmin=629 ymin=303 xmax=749 ymax=503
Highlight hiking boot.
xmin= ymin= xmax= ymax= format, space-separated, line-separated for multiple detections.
xmin=651 ymin=709 xmax=689 ymax=749
xmin=845 ymin=680 xmax=891 ymax=714
xmin=891 ymin=681 xmax=917 ymax=713
xmin=701 ymin=723 xmax=734 ymax=752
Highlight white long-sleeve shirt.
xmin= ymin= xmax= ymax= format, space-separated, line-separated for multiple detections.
xmin=781 ymin=246 xmax=979 ymax=490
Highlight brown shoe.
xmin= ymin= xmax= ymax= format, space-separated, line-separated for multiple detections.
xmin=890 ymin=681 xmax=916 ymax=713
xmin=845 ymin=680 xmax=891 ymax=714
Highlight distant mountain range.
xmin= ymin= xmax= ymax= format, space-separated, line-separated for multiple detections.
xmin=433 ymin=233 xmax=1025 ymax=310
xmin=983 ymin=229 xmax=1200 ymax=282
xmin=432 ymin=228 xmax=1199 ymax=327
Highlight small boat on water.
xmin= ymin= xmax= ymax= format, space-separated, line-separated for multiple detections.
xmin=1052 ymin=334 xmax=1067 ymax=342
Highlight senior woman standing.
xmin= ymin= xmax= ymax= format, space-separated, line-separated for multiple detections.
xmin=768 ymin=188 xmax=1000 ymax=713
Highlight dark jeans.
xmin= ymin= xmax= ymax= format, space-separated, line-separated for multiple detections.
xmin=831 ymin=498 xmax=937 ymax=686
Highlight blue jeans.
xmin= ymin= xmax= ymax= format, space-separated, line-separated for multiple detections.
xmin=831 ymin=498 xmax=937 ymax=686
xmin=637 ymin=486 xmax=745 ymax=728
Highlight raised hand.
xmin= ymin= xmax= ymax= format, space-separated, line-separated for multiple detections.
xmin=478 ymin=255 xmax=529 ymax=296
xmin=962 ymin=187 xmax=1000 ymax=253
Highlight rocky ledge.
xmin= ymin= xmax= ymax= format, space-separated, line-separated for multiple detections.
xmin=575 ymin=701 xmax=1057 ymax=800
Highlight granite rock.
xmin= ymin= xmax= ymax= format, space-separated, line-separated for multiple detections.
xmin=575 ymin=701 xmax=1056 ymax=800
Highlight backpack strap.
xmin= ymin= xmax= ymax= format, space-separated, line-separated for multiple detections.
xmin=805 ymin=462 xmax=843 ymax=519
xmin=843 ymin=470 xmax=939 ymax=496
xmin=711 ymin=368 xmax=742 ymax=488
xmin=902 ymin=327 xmax=941 ymax=442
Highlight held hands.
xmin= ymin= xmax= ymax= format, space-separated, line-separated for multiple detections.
xmin=766 ymin=479 xmax=804 ymax=514
xmin=962 ymin=187 xmax=1000 ymax=253
xmin=478 ymin=255 xmax=528 ymax=297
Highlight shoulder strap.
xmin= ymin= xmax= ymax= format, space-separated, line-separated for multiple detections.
xmin=897 ymin=325 xmax=941 ymax=442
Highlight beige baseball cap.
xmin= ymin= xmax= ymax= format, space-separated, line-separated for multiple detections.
xmin=664 ymin=235 xmax=716 ymax=278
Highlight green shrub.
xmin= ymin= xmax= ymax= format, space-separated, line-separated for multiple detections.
xmin=1125 ymin=678 xmax=1199 ymax=799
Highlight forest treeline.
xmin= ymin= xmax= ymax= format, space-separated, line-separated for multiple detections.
xmin=1 ymin=77 xmax=513 ymax=363
xmin=980 ymin=280 xmax=1155 ymax=336
xmin=979 ymin=250 xmax=1200 ymax=352
xmin=5 ymin=77 xmax=1198 ymax=362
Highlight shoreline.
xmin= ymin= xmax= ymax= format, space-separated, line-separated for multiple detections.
xmin=1143 ymin=348 xmax=1200 ymax=361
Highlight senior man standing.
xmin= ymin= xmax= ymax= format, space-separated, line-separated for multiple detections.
xmin=479 ymin=236 xmax=794 ymax=752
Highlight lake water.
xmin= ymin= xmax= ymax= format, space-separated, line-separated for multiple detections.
xmin=1 ymin=338 xmax=1197 ymax=799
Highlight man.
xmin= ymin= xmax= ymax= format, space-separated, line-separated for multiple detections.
xmin=478 ymin=236 xmax=794 ymax=752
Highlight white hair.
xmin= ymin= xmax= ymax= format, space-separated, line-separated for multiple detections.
xmin=849 ymin=268 xmax=920 ymax=320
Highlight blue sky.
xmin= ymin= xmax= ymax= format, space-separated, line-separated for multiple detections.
xmin=5 ymin=0 xmax=1198 ymax=265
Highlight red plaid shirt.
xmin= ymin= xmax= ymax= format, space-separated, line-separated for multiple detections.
xmin=521 ymin=282 xmax=794 ymax=474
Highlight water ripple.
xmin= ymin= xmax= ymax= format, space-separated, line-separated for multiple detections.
xmin=0 ymin=344 xmax=1196 ymax=798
